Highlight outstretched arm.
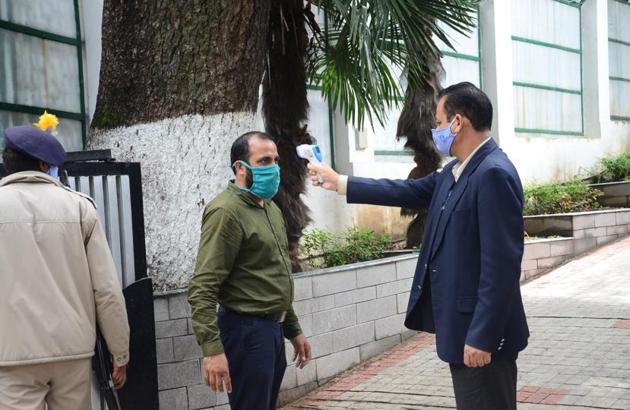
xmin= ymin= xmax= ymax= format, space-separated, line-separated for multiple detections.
xmin=308 ymin=163 xmax=439 ymax=210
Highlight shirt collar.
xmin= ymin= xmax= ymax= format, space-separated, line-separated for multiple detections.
xmin=452 ymin=137 xmax=492 ymax=182
xmin=0 ymin=170 xmax=63 ymax=188
xmin=227 ymin=181 xmax=268 ymax=208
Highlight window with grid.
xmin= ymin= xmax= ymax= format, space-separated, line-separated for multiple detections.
xmin=608 ymin=0 xmax=630 ymax=121
xmin=511 ymin=0 xmax=583 ymax=136
xmin=374 ymin=9 xmax=482 ymax=156
xmin=0 ymin=0 xmax=85 ymax=151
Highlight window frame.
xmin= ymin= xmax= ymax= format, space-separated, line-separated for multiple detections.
xmin=608 ymin=0 xmax=630 ymax=122
xmin=512 ymin=0 xmax=584 ymax=136
xmin=0 ymin=0 xmax=86 ymax=147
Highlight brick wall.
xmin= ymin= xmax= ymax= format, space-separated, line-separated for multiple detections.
xmin=152 ymin=255 xmax=418 ymax=410
xmin=522 ymin=209 xmax=630 ymax=280
xmin=153 ymin=210 xmax=630 ymax=409
xmin=153 ymin=291 xmax=230 ymax=410
xmin=521 ymin=237 xmax=576 ymax=281
xmin=591 ymin=182 xmax=630 ymax=208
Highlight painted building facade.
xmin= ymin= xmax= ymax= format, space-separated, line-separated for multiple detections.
xmin=2 ymin=0 xmax=630 ymax=243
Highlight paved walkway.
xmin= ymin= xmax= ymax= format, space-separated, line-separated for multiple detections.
xmin=284 ymin=236 xmax=630 ymax=409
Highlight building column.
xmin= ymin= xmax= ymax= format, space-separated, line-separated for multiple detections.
xmin=582 ymin=0 xmax=610 ymax=137
xmin=479 ymin=0 xmax=515 ymax=148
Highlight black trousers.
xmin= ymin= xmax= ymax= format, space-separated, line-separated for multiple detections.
xmin=218 ymin=308 xmax=287 ymax=410
xmin=449 ymin=358 xmax=518 ymax=410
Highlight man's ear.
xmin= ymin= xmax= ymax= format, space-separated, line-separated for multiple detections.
xmin=452 ymin=114 xmax=464 ymax=133
xmin=233 ymin=161 xmax=247 ymax=178
xmin=39 ymin=161 xmax=49 ymax=173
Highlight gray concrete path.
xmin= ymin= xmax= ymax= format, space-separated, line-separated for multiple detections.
xmin=284 ymin=235 xmax=630 ymax=409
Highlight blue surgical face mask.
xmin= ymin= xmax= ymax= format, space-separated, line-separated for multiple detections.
xmin=431 ymin=120 xmax=457 ymax=156
xmin=46 ymin=166 xmax=59 ymax=179
xmin=235 ymin=161 xmax=281 ymax=200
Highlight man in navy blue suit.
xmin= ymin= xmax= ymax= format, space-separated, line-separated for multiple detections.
xmin=308 ymin=82 xmax=529 ymax=410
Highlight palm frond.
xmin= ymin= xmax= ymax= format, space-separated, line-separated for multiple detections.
xmin=306 ymin=0 xmax=478 ymax=128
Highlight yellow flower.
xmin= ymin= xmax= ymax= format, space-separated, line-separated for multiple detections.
xmin=34 ymin=111 xmax=59 ymax=132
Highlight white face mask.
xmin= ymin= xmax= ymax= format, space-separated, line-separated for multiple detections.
xmin=46 ymin=166 xmax=59 ymax=179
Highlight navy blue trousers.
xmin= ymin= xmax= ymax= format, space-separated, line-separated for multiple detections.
xmin=218 ymin=308 xmax=287 ymax=410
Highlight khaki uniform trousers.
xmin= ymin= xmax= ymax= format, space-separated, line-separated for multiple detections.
xmin=0 ymin=358 xmax=91 ymax=410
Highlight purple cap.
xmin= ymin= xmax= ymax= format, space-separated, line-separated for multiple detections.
xmin=4 ymin=125 xmax=66 ymax=166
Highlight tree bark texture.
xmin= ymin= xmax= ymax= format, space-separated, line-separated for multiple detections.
xmin=89 ymin=113 xmax=258 ymax=290
xmin=396 ymin=60 xmax=444 ymax=248
xmin=93 ymin=0 xmax=272 ymax=128
xmin=262 ymin=0 xmax=313 ymax=272
xmin=90 ymin=1 xmax=274 ymax=290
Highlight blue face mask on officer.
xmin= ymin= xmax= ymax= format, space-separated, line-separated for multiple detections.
xmin=46 ymin=166 xmax=59 ymax=179
xmin=235 ymin=160 xmax=281 ymax=200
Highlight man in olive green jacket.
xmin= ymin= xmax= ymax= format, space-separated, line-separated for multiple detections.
xmin=188 ymin=131 xmax=311 ymax=410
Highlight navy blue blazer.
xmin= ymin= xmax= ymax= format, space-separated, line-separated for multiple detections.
xmin=347 ymin=139 xmax=529 ymax=364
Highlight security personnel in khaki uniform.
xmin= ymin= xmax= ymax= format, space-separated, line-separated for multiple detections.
xmin=0 ymin=113 xmax=130 ymax=409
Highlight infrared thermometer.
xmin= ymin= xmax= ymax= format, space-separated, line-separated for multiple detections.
xmin=296 ymin=144 xmax=324 ymax=164
xmin=296 ymin=144 xmax=324 ymax=183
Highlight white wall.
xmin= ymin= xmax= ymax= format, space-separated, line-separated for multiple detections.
xmin=488 ymin=0 xmax=630 ymax=184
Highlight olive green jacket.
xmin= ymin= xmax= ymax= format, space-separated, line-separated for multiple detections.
xmin=188 ymin=183 xmax=301 ymax=356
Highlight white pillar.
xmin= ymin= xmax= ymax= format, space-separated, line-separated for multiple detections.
xmin=479 ymin=0 xmax=515 ymax=148
xmin=581 ymin=0 xmax=610 ymax=137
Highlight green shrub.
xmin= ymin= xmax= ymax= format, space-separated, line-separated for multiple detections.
xmin=524 ymin=179 xmax=602 ymax=216
xmin=301 ymin=227 xmax=392 ymax=269
xmin=598 ymin=152 xmax=630 ymax=183
xmin=300 ymin=228 xmax=337 ymax=268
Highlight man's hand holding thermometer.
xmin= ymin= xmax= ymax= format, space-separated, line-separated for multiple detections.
xmin=297 ymin=144 xmax=340 ymax=192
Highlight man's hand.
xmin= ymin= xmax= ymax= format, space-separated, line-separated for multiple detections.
xmin=112 ymin=363 xmax=127 ymax=390
xmin=203 ymin=353 xmax=232 ymax=393
xmin=463 ymin=344 xmax=491 ymax=368
xmin=307 ymin=163 xmax=340 ymax=192
xmin=290 ymin=334 xmax=312 ymax=369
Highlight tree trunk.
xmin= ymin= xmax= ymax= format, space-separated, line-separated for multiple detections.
xmin=90 ymin=0 xmax=272 ymax=290
xmin=396 ymin=60 xmax=444 ymax=248
xmin=93 ymin=0 xmax=270 ymax=126
xmin=262 ymin=0 xmax=313 ymax=272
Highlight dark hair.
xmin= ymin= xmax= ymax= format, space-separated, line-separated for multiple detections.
xmin=2 ymin=148 xmax=41 ymax=175
xmin=230 ymin=131 xmax=275 ymax=169
xmin=437 ymin=82 xmax=493 ymax=131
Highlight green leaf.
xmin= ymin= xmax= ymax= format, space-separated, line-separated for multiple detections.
xmin=306 ymin=0 xmax=479 ymax=129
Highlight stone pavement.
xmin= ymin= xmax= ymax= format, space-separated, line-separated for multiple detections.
xmin=283 ymin=236 xmax=630 ymax=409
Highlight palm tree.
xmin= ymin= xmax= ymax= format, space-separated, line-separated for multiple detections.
xmin=307 ymin=0 xmax=477 ymax=128
xmin=263 ymin=0 xmax=313 ymax=272
xmin=396 ymin=69 xmax=445 ymax=249
xmin=91 ymin=0 xmax=478 ymax=288
xmin=266 ymin=0 xmax=478 ymax=265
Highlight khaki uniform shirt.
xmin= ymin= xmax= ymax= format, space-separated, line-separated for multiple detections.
xmin=0 ymin=171 xmax=129 ymax=366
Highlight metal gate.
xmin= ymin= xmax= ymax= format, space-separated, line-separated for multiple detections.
xmin=63 ymin=157 xmax=147 ymax=288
